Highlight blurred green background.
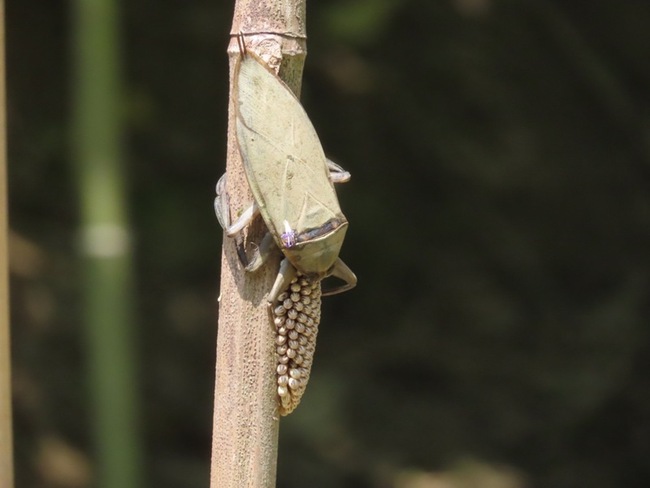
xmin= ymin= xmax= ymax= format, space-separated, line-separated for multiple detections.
xmin=8 ymin=0 xmax=650 ymax=487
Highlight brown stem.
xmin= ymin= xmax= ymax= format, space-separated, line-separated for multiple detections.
xmin=210 ymin=1 xmax=306 ymax=487
xmin=0 ymin=1 xmax=13 ymax=486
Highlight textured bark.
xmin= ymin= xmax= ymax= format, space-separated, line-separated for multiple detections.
xmin=210 ymin=1 xmax=306 ymax=487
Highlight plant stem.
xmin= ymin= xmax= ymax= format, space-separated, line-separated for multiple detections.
xmin=71 ymin=0 xmax=143 ymax=486
xmin=211 ymin=1 xmax=306 ymax=487
xmin=0 ymin=1 xmax=13 ymax=486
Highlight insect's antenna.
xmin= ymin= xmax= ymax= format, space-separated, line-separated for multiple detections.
xmin=236 ymin=32 xmax=247 ymax=58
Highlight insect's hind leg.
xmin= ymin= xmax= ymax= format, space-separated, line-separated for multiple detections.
xmin=326 ymin=160 xmax=351 ymax=184
xmin=321 ymin=258 xmax=357 ymax=296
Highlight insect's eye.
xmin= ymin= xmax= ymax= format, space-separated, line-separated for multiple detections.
xmin=281 ymin=230 xmax=296 ymax=248
xmin=281 ymin=221 xmax=296 ymax=248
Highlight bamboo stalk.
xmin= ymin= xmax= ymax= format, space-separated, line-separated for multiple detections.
xmin=211 ymin=1 xmax=306 ymax=486
xmin=0 ymin=0 xmax=14 ymax=486
xmin=71 ymin=1 xmax=143 ymax=487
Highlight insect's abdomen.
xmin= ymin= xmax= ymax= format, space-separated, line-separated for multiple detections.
xmin=272 ymin=274 xmax=321 ymax=416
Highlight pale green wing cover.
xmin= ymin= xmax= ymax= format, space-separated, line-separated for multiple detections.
xmin=234 ymin=53 xmax=344 ymax=244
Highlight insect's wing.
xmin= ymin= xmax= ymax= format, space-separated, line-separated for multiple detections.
xmin=234 ymin=53 xmax=344 ymax=243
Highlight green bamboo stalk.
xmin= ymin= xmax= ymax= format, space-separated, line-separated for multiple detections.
xmin=0 ymin=1 xmax=14 ymax=486
xmin=210 ymin=1 xmax=306 ymax=486
xmin=71 ymin=1 xmax=143 ymax=487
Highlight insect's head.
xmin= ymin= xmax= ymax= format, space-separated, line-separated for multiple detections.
xmin=282 ymin=219 xmax=348 ymax=280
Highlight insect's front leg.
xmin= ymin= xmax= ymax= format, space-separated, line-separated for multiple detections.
xmin=242 ymin=232 xmax=276 ymax=272
xmin=214 ymin=173 xmax=275 ymax=271
xmin=214 ymin=174 xmax=259 ymax=236
xmin=321 ymin=258 xmax=357 ymax=296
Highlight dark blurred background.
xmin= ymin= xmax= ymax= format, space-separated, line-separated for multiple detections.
xmin=8 ymin=0 xmax=650 ymax=487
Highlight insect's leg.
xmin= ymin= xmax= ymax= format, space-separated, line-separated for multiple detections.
xmin=321 ymin=258 xmax=357 ymax=296
xmin=326 ymin=159 xmax=351 ymax=184
xmin=243 ymin=232 xmax=276 ymax=272
xmin=214 ymin=173 xmax=232 ymax=230
xmin=214 ymin=173 xmax=259 ymax=237
xmin=267 ymin=258 xmax=298 ymax=304
xmin=215 ymin=173 xmax=270 ymax=272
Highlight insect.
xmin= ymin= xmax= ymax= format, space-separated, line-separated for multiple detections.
xmin=215 ymin=37 xmax=357 ymax=304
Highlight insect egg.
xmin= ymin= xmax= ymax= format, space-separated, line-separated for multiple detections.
xmin=271 ymin=272 xmax=322 ymax=415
